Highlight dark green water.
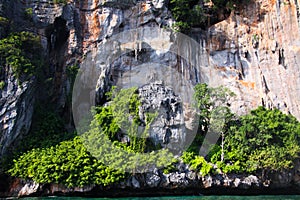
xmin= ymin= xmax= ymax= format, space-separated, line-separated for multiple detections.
xmin=18 ymin=196 xmax=300 ymax=200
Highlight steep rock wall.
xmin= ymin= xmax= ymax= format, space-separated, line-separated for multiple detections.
xmin=1 ymin=0 xmax=300 ymax=162
xmin=207 ymin=0 xmax=300 ymax=118
xmin=74 ymin=0 xmax=300 ymax=120
xmin=0 ymin=0 xmax=36 ymax=158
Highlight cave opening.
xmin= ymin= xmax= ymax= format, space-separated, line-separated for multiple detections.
xmin=46 ymin=17 xmax=69 ymax=52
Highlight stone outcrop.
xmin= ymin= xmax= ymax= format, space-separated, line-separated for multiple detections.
xmin=138 ymin=82 xmax=186 ymax=154
xmin=70 ymin=0 xmax=300 ymax=120
xmin=204 ymin=0 xmax=300 ymax=119
xmin=3 ymin=160 xmax=300 ymax=197
xmin=1 ymin=0 xmax=298 ymax=158
xmin=0 ymin=72 xmax=35 ymax=157
xmin=0 ymin=0 xmax=300 ymax=197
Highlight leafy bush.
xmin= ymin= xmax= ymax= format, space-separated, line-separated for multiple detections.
xmin=24 ymin=8 xmax=33 ymax=20
xmin=188 ymin=83 xmax=234 ymax=157
xmin=168 ymin=0 xmax=250 ymax=32
xmin=0 ymin=31 xmax=42 ymax=81
xmin=93 ymin=87 xmax=158 ymax=153
xmin=0 ymin=16 xmax=9 ymax=25
xmin=169 ymin=0 xmax=206 ymax=32
xmin=162 ymin=158 xmax=179 ymax=174
xmin=0 ymin=81 xmax=4 ymax=90
xmin=182 ymin=152 xmax=213 ymax=176
xmin=80 ymin=87 xmax=174 ymax=173
xmin=223 ymin=106 xmax=300 ymax=173
xmin=53 ymin=0 xmax=68 ymax=4
xmin=1 ymin=106 xmax=76 ymax=172
xmin=19 ymin=106 xmax=72 ymax=151
xmin=8 ymin=137 xmax=125 ymax=187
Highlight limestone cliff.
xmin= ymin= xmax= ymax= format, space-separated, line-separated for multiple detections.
xmin=207 ymin=0 xmax=300 ymax=119
xmin=0 ymin=0 xmax=300 ymax=179
xmin=0 ymin=0 xmax=300 ymax=196
xmin=70 ymin=0 xmax=300 ymax=120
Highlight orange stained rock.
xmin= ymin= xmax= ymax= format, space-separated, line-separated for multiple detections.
xmin=270 ymin=0 xmax=277 ymax=6
xmin=91 ymin=0 xmax=101 ymax=40
xmin=141 ymin=2 xmax=150 ymax=12
xmin=238 ymin=80 xmax=255 ymax=89
xmin=91 ymin=12 xmax=101 ymax=40
xmin=214 ymin=66 xmax=227 ymax=71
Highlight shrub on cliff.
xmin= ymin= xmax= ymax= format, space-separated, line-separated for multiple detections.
xmin=182 ymin=151 xmax=213 ymax=176
xmin=183 ymin=84 xmax=300 ymax=176
xmin=169 ymin=0 xmax=206 ymax=32
xmin=53 ymin=0 xmax=68 ymax=4
xmin=169 ymin=0 xmax=250 ymax=32
xmin=8 ymin=87 xmax=173 ymax=186
xmin=8 ymin=137 xmax=125 ymax=187
xmin=0 ymin=31 xmax=42 ymax=81
xmin=219 ymin=106 xmax=300 ymax=173
xmin=188 ymin=83 xmax=235 ymax=160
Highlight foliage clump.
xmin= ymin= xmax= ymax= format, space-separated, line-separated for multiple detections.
xmin=220 ymin=106 xmax=300 ymax=173
xmin=169 ymin=0 xmax=206 ymax=32
xmin=81 ymin=87 xmax=174 ymax=173
xmin=53 ymin=0 xmax=68 ymax=4
xmin=0 ymin=80 xmax=4 ymax=90
xmin=8 ymin=87 xmax=174 ymax=186
xmin=188 ymin=83 xmax=234 ymax=158
xmin=7 ymin=83 xmax=300 ymax=185
xmin=169 ymin=0 xmax=250 ymax=32
xmin=0 ymin=31 xmax=42 ymax=81
xmin=182 ymin=151 xmax=213 ymax=176
xmin=8 ymin=137 xmax=125 ymax=187
xmin=182 ymin=83 xmax=300 ymax=176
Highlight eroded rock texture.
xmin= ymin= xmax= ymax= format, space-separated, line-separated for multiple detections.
xmin=138 ymin=82 xmax=186 ymax=154
xmin=206 ymin=0 xmax=300 ymax=118
xmin=1 ymin=0 xmax=300 ymax=164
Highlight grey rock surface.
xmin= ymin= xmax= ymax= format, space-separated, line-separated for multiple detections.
xmin=0 ymin=73 xmax=35 ymax=157
xmin=18 ymin=181 xmax=39 ymax=197
xmin=138 ymin=82 xmax=186 ymax=154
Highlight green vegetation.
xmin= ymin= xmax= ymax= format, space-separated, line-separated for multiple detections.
xmin=8 ymin=87 xmax=174 ymax=186
xmin=66 ymin=64 xmax=79 ymax=81
xmin=0 ymin=81 xmax=4 ymax=90
xmin=169 ymin=0 xmax=249 ymax=32
xmin=94 ymin=87 xmax=149 ymax=153
xmin=7 ymin=83 xmax=300 ymax=186
xmin=188 ymin=83 xmax=235 ymax=159
xmin=53 ymin=0 xmax=68 ymax=4
xmin=0 ymin=16 xmax=9 ymax=25
xmin=18 ymin=106 xmax=74 ymax=152
xmin=91 ymin=86 xmax=161 ymax=153
xmin=7 ymin=100 xmax=127 ymax=187
xmin=182 ymin=83 xmax=300 ymax=176
xmin=0 ymin=31 xmax=42 ymax=81
xmin=169 ymin=0 xmax=206 ymax=32
xmin=66 ymin=64 xmax=79 ymax=104
xmin=8 ymin=137 xmax=125 ymax=187
xmin=81 ymin=87 xmax=174 ymax=173
xmin=182 ymin=152 xmax=213 ymax=176
xmin=24 ymin=8 xmax=33 ymax=21
xmin=162 ymin=158 xmax=179 ymax=174
xmin=220 ymin=106 xmax=300 ymax=173
xmin=1 ymin=106 xmax=75 ymax=171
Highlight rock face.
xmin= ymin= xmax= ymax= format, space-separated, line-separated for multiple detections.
xmin=138 ymin=82 xmax=186 ymax=154
xmin=4 ymin=161 xmax=300 ymax=197
xmin=0 ymin=72 xmax=35 ymax=157
xmin=0 ymin=0 xmax=300 ymax=196
xmin=205 ymin=0 xmax=300 ymax=119
xmin=18 ymin=181 xmax=39 ymax=197
xmin=70 ymin=0 xmax=300 ymax=120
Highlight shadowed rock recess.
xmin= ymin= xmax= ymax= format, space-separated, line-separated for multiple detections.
xmin=0 ymin=0 xmax=300 ymax=197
